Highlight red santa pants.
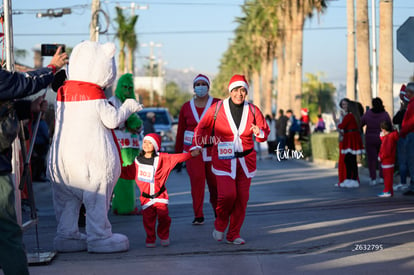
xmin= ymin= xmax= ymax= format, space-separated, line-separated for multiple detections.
xmin=382 ymin=166 xmax=394 ymax=195
xmin=142 ymin=203 xmax=171 ymax=244
xmin=214 ymin=160 xmax=251 ymax=242
xmin=337 ymin=142 xmax=346 ymax=185
xmin=186 ymin=155 xmax=217 ymax=218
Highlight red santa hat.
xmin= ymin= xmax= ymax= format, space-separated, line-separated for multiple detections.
xmin=228 ymin=74 xmax=249 ymax=93
xmin=301 ymin=108 xmax=308 ymax=116
xmin=193 ymin=74 xmax=210 ymax=88
xmin=143 ymin=133 xmax=162 ymax=153
xmin=400 ymin=84 xmax=409 ymax=102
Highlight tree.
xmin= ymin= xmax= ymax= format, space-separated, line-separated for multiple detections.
xmin=378 ymin=0 xmax=393 ymax=115
xmin=301 ymin=72 xmax=336 ymax=123
xmin=164 ymin=81 xmax=192 ymax=118
xmin=355 ymin=0 xmax=372 ymax=110
xmin=346 ymin=0 xmax=356 ymax=100
xmin=114 ymin=7 xmax=139 ymax=75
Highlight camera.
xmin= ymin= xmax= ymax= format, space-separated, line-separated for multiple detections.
xmin=41 ymin=44 xmax=65 ymax=56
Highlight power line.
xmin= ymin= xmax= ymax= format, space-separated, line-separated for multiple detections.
xmin=13 ymin=23 xmax=410 ymax=37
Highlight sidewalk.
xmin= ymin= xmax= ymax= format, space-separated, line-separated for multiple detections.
xmin=18 ymin=156 xmax=414 ymax=275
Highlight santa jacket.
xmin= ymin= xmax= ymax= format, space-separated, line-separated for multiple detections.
xmin=400 ymin=97 xmax=414 ymax=138
xmin=193 ymin=98 xmax=270 ymax=180
xmin=175 ymin=96 xmax=219 ymax=161
xmin=337 ymin=112 xmax=364 ymax=154
xmin=378 ymin=131 xmax=399 ymax=167
xmin=121 ymin=152 xmax=192 ymax=209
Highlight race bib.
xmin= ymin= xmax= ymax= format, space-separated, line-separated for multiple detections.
xmin=184 ymin=130 xmax=194 ymax=146
xmin=218 ymin=142 xmax=235 ymax=159
xmin=137 ymin=164 xmax=154 ymax=182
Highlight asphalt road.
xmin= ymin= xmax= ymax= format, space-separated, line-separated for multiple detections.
xmin=16 ymin=154 xmax=414 ymax=275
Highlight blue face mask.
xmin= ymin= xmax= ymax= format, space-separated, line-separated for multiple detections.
xmin=194 ymin=86 xmax=209 ymax=97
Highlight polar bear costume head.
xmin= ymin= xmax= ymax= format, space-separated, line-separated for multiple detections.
xmin=67 ymin=41 xmax=117 ymax=88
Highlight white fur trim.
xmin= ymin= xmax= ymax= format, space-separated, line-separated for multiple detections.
xmin=144 ymin=136 xmax=159 ymax=152
xmin=193 ymin=76 xmax=210 ymax=86
xmin=228 ymin=80 xmax=248 ymax=93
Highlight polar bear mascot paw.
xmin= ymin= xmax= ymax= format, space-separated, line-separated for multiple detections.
xmin=48 ymin=40 xmax=143 ymax=254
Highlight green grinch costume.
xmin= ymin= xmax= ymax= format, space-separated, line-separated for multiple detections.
xmin=109 ymin=73 xmax=142 ymax=214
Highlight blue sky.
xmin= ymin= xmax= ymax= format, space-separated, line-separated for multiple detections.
xmin=7 ymin=0 xmax=414 ymax=86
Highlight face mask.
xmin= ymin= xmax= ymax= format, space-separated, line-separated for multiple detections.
xmin=194 ymin=86 xmax=209 ymax=97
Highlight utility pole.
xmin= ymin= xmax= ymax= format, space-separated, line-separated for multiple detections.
xmin=90 ymin=0 xmax=100 ymax=41
xmin=141 ymin=41 xmax=162 ymax=105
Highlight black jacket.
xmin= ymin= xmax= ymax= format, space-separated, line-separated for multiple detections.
xmin=0 ymin=67 xmax=54 ymax=174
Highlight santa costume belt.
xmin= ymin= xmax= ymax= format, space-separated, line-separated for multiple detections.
xmin=344 ymin=129 xmax=359 ymax=133
xmin=234 ymin=148 xmax=253 ymax=158
xmin=142 ymin=185 xmax=166 ymax=199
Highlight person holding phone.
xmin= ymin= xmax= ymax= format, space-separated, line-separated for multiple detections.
xmin=0 ymin=46 xmax=67 ymax=275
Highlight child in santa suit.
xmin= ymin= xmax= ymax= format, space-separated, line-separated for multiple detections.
xmin=377 ymin=121 xmax=399 ymax=197
xmin=121 ymin=133 xmax=201 ymax=247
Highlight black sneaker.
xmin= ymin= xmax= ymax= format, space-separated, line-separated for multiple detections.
xmin=192 ymin=217 xmax=204 ymax=225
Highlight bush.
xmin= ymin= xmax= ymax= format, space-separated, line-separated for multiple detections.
xmin=310 ymin=132 xmax=339 ymax=162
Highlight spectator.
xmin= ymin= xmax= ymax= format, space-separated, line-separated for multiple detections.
xmin=299 ymin=108 xmax=310 ymax=140
xmin=143 ymin=111 xmax=156 ymax=136
xmin=31 ymin=101 xmax=50 ymax=182
xmin=361 ymin=97 xmax=391 ymax=186
xmin=336 ymin=98 xmax=364 ymax=188
xmin=0 ymin=46 xmax=67 ymax=275
xmin=314 ymin=114 xmax=326 ymax=133
xmin=285 ymin=109 xmax=300 ymax=151
xmin=265 ymin=114 xmax=277 ymax=157
xmin=399 ymin=82 xmax=414 ymax=196
xmin=276 ymin=109 xmax=288 ymax=152
xmin=392 ymin=84 xmax=410 ymax=192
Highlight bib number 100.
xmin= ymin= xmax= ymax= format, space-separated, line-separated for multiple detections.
xmin=219 ymin=148 xmax=233 ymax=155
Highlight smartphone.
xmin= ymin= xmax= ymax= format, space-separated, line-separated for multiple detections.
xmin=41 ymin=44 xmax=65 ymax=56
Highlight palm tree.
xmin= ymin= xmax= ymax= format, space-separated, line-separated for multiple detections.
xmin=355 ymin=0 xmax=372 ymax=110
xmin=378 ymin=0 xmax=393 ymax=115
xmin=125 ymin=15 xmax=139 ymax=74
xmin=346 ymin=0 xmax=356 ymax=100
xmin=114 ymin=7 xmax=138 ymax=74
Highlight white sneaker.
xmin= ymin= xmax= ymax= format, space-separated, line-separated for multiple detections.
xmin=339 ymin=180 xmax=349 ymax=188
xmin=394 ymin=183 xmax=409 ymax=191
xmin=227 ymin=237 xmax=245 ymax=245
xmin=341 ymin=179 xmax=359 ymax=188
xmin=212 ymin=229 xmax=224 ymax=242
xmin=347 ymin=180 xmax=360 ymax=188
xmin=393 ymin=183 xmax=403 ymax=191
xmin=369 ymin=179 xmax=377 ymax=186
xmin=160 ymin=238 xmax=170 ymax=247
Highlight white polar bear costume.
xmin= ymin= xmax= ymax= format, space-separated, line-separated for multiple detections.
xmin=47 ymin=41 xmax=142 ymax=253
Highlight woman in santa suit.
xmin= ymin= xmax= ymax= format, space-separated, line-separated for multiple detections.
xmin=193 ymin=74 xmax=270 ymax=245
xmin=337 ymin=98 xmax=364 ymax=188
xmin=175 ymin=74 xmax=219 ymax=225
